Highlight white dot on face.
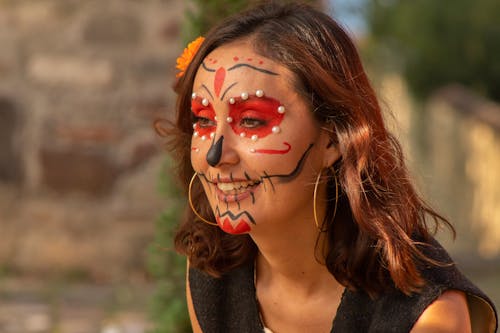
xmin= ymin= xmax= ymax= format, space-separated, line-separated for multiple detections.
xmin=251 ymin=135 xmax=258 ymax=141
xmin=202 ymin=98 xmax=209 ymax=106
xmin=210 ymin=132 xmax=215 ymax=138
xmin=278 ymin=106 xmax=285 ymax=114
xmin=249 ymin=148 xmax=256 ymax=153
xmin=272 ymin=126 xmax=280 ymax=134
xmin=240 ymin=132 xmax=246 ymax=138
xmin=229 ymin=97 xmax=236 ymax=104
xmin=201 ymin=135 xmax=207 ymax=141
xmin=256 ymin=89 xmax=264 ymax=97
xmin=193 ymin=148 xmax=200 ymax=153
xmin=241 ymin=92 xmax=249 ymax=100
xmin=214 ymin=116 xmax=218 ymax=121
xmin=193 ymin=131 xmax=199 ymax=137
xmin=226 ymin=117 xmax=233 ymax=123
xmin=191 ymin=92 xmax=197 ymax=99
xmin=192 ymin=124 xmax=197 ymax=129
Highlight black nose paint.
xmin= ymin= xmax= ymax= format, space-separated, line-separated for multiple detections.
xmin=206 ymin=136 xmax=224 ymax=167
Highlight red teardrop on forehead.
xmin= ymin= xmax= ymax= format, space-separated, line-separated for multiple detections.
xmin=214 ymin=67 xmax=226 ymax=98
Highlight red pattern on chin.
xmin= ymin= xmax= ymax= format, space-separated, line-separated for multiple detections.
xmin=217 ymin=216 xmax=251 ymax=234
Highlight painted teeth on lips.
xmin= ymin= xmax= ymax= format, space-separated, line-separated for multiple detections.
xmin=216 ymin=180 xmax=260 ymax=193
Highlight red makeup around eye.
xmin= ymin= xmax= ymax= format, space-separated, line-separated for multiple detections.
xmin=191 ymin=98 xmax=216 ymax=137
xmin=228 ymin=96 xmax=284 ymax=138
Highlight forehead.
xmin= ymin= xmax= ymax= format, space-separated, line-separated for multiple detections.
xmin=192 ymin=41 xmax=296 ymax=96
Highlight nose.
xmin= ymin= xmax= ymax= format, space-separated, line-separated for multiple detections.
xmin=206 ymin=136 xmax=223 ymax=166
xmin=205 ymin=124 xmax=239 ymax=168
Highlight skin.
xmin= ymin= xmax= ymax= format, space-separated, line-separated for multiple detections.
xmin=190 ymin=39 xmax=337 ymax=236
xmin=186 ymin=40 xmax=471 ymax=333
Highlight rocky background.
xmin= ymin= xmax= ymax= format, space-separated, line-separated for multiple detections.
xmin=0 ymin=1 xmax=184 ymax=331
xmin=0 ymin=0 xmax=183 ymax=281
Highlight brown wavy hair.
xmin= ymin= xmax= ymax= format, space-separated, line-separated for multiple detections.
xmin=159 ymin=1 xmax=453 ymax=297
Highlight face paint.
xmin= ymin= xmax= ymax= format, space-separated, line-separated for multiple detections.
xmin=199 ymin=143 xmax=312 ymax=205
xmin=191 ymin=97 xmax=216 ymax=138
xmin=228 ymin=96 xmax=284 ymax=139
xmin=261 ymin=143 xmax=314 ymax=184
xmin=215 ymin=207 xmax=254 ymax=234
xmin=214 ymin=67 xmax=226 ymax=98
xmin=206 ymin=136 xmax=224 ymax=167
xmin=192 ymin=42 xmax=331 ymax=236
xmin=250 ymin=141 xmax=291 ymax=154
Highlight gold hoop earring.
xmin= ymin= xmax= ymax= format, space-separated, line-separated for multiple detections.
xmin=188 ymin=173 xmax=218 ymax=226
xmin=313 ymin=168 xmax=339 ymax=232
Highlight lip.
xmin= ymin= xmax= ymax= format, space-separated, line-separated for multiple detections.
xmin=213 ymin=177 xmax=261 ymax=203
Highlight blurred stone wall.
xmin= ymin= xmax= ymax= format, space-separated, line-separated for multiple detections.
xmin=0 ymin=0 xmax=183 ymax=281
xmin=380 ymin=75 xmax=500 ymax=260
xmin=425 ymin=86 xmax=500 ymax=258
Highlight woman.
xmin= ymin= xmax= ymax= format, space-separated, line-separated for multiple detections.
xmin=164 ymin=2 xmax=497 ymax=332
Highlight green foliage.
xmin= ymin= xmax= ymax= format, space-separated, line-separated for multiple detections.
xmin=182 ymin=0 xmax=321 ymax=42
xmin=147 ymin=159 xmax=191 ymax=333
xmin=365 ymin=0 xmax=500 ymax=102
xmin=182 ymin=0 xmax=251 ymax=41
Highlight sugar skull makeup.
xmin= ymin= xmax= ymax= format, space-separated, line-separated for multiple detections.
xmin=190 ymin=40 xmax=331 ymax=235
xmin=191 ymin=93 xmax=285 ymax=147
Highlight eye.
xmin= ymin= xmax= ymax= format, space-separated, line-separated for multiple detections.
xmin=193 ymin=116 xmax=216 ymax=128
xmin=240 ymin=117 xmax=266 ymax=128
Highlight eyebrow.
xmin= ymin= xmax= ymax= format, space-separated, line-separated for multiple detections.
xmin=227 ymin=63 xmax=278 ymax=76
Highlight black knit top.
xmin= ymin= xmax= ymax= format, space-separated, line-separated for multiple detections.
xmin=189 ymin=240 xmax=497 ymax=332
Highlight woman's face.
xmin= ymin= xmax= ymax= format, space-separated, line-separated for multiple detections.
xmin=190 ymin=40 xmax=337 ymax=235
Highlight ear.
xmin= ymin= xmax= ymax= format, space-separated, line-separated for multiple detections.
xmin=319 ymin=130 xmax=341 ymax=168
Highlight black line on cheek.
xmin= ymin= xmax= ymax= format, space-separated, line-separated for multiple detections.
xmin=230 ymin=173 xmax=234 ymax=182
xmin=201 ymin=62 xmax=216 ymax=72
xmin=198 ymin=172 xmax=213 ymax=195
xmin=206 ymin=136 xmax=224 ymax=167
xmin=201 ymin=84 xmax=214 ymax=100
xmin=263 ymin=171 xmax=275 ymax=192
xmin=202 ymin=173 xmax=212 ymax=193
xmin=261 ymin=143 xmax=314 ymax=183
xmin=244 ymin=172 xmax=251 ymax=181
xmin=197 ymin=172 xmax=208 ymax=184
xmin=250 ymin=192 xmax=255 ymax=204
xmin=236 ymin=196 xmax=240 ymax=210
xmin=220 ymin=82 xmax=238 ymax=101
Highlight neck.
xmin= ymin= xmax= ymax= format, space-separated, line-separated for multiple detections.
xmin=250 ymin=217 xmax=338 ymax=296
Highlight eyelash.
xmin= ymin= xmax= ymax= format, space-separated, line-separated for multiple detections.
xmin=193 ymin=116 xmax=216 ymax=128
xmin=240 ymin=117 xmax=266 ymax=128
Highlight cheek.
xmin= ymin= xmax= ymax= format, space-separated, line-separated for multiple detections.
xmin=190 ymin=140 xmax=205 ymax=169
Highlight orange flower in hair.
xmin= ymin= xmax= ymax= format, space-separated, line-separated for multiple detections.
xmin=176 ymin=36 xmax=205 ymax=78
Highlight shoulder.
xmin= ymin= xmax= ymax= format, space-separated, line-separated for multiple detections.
xmin=410 ymin=239 xmax=497 ymax=332
xmin=411 ymin=289 xmax=471 ymax=333
xmin=336 ymin=239 xmax=497 ymax=332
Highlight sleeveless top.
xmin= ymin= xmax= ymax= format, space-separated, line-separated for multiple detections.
xmin=189 ymin=239 xmax=498 ymax=332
